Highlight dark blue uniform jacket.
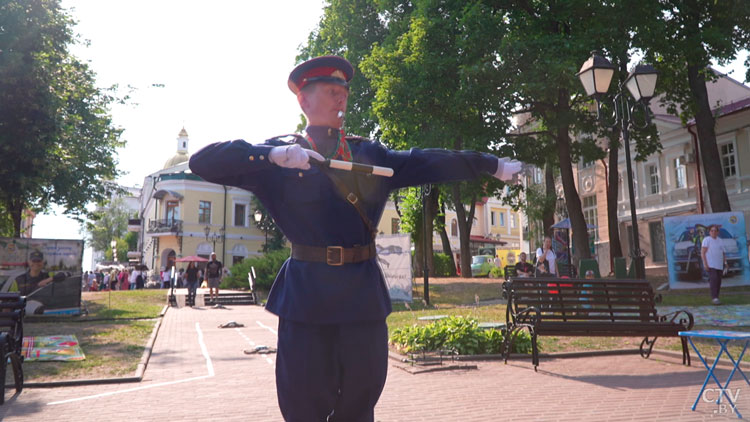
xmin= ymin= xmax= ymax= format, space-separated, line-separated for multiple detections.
xmin=189 ymin=136 xmax=498 ymax=324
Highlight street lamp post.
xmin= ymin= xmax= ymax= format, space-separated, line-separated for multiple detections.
xmin=254 ymin=210 xmax=268 ymax=253
xmin=576 ymin=51 xmax=658 ymax=280
xmin=203 ymin=226 xmax=225 ymax=253
xmin=420 ymin=184 xmax=431 ymax=306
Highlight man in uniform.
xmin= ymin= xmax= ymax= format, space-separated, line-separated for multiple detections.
xmin=205 ymin=252 xmax=223 ymax=304
xmin=189 ymin=56 xmax=521 ymax=421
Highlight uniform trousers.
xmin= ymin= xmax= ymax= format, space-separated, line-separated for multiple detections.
xmin=276 ymin=318 xmax=388 ymax=422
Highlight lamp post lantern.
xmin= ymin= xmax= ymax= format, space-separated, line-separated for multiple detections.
xmin=577 ymin=51 xmax=657 ymax=280
xmin=204 ymin=226 xmax=224 ymax=253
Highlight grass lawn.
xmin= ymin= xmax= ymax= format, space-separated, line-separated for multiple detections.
xmin=9 ymin=289 xmax=167 ymax=384
xmin=388 ymin=276 xmax=750 ymax=361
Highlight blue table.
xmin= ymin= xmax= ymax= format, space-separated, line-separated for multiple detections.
xmin=679 ymin=330 xmax=750 ymax=418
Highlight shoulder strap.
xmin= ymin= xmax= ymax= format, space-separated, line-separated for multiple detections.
xmin=322 ymin=169 xmax=378 ymax=241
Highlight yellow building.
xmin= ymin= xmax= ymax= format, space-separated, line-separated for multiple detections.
xmin=131 ymin=129 xmax=265 ymax=274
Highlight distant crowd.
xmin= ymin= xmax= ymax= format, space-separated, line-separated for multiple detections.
xmin=80 ymin=266 xmax=228 ymax=292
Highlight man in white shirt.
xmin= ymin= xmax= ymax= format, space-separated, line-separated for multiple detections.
xmin=701 ymin=225 xmax=727 ymax=305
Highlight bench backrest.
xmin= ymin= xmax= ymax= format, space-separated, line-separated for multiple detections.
xmin=504 ymin=278 xmax=659 ymax=324
xmin=0 ymin=293 xmax=26 ymax=353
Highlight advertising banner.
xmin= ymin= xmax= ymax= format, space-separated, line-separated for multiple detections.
xmin=663 ymin=212 xmax=750 ymax=290
xmin=0 ymin=238 xmax=83 ymax=315
xmin=376 ymin=234 xmax=412 ymax=302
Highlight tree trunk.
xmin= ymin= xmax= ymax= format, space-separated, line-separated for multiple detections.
xmin=686 ymin=63 xmax=732 ymax=212
xmin=436 ymin=193 xmax=456 ymax=276
xmin=451 ymin=184 xmax=475 ymax=278
xmin=543 ymin=163 xmax=556 ymax=238
xmin=8 ymin=198 xmax=24 ymax=238
xmin=556 ymin=89 xmax=591 ymax=264
xmin=607 ymin=128 xmax=624 ymax=261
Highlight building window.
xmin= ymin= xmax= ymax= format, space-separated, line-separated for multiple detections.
xmin=581 ymin=159 xmax=595 ymax=168
xmin=647 ymin=164 xmax=659 ymax=195
xmin=582 ymin=195 xmax=598 ymax=241
xmin=674 ymin=157 xmax=686 ymax=189
xmin=649 ymin=221 xmax=666 ymax=263
xmin=510 ymin=213 xmax=516 ymax=229
xmin=721 ymin=143 xmax=737 ymax=177
xmin=165 ymin=200 xmax=179 ymax=223
xmin=391 ymin=218 xmax=400 ymax=234
xmin=491 ymin=211 xmax=496 ymax=226
xmin=451 ymin=219 xmax=458 ymax=237
xmin=499 ymin=212 xmax=505 ymax=227
xmin=234 ymin=203 xmax=246 ymax=227
xmin=232 ymin=256 xmax=244 ymax=265
xmin=533 ymin=168 xmax=543 ymax=184
xmin=198 ymin=201 xmax=211 ymax=224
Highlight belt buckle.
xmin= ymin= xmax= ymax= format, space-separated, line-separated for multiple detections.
xmin=326 ymin=246 xmax=344 ymax=266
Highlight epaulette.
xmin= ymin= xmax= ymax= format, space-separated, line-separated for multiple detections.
xmin=264 ymin=133 xmax=306 ymax=145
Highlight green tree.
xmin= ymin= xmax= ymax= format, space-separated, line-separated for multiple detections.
xmin=0 ymin=0 xmax=124 ymax=236
xmin=251 ymin=196 xmax=285 ymax=253
xmin=84 ymin=197 xmax=130 ymax=253
xmin=640 ymin=0 xmax=750 ymax=213
xmin=494 ymin=0 xmax=614 ymax=262
xmin=362 ymin=0 xmax=513 ymax=276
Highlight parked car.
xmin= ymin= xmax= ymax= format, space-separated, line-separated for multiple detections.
xmin=672 ymin=226 xmax=742 ymax=280
xmin=471 ymin=255 xmax=495 ymax=277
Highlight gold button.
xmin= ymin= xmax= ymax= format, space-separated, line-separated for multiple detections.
xmin=249 ymin=155 xmax=255 ymax=161
xmin=260 ymin=155 xmax=265 ymax=160
xmin=298 ymin=172 xmax=303 ymax=177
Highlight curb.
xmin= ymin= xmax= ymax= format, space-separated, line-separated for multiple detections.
xmin=15 ymin=305 xmax=169 ymax=389
xmin=389 ymin=348 xmax=640 ymax=365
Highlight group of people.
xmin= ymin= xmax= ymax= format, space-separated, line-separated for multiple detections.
xmin=82 ymin=267 xmax=146 ymax=291
xmin=513 ymin=236 xmax=558 ymax=278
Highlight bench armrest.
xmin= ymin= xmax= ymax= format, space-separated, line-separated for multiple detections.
xmin=660 ymin=309 xmax=694 ymax=330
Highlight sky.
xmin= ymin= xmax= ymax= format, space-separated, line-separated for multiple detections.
xmin=30 ymin=1 xmax=750 ymax=268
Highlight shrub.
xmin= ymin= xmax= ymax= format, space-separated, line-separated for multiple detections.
xmin=223 ymin=248 xmax=290 ymax=291
xmin=432 ymin=253 xmax=456 ymax=277
xmin=389 ymin=315 xmax=533 ymax=355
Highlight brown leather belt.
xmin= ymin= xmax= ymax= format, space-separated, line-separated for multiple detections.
xmin=291 ymin=243 xmax=376 ymax=266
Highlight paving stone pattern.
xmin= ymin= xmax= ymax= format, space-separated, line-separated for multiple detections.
xmin=1 ymin=304 xmax=747 ymax=421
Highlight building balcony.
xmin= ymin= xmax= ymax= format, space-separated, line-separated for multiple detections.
xmin=147 ymin=219 xmax=183 ymax=234
xmin=128 ymin=218 xmax=141 ymax=232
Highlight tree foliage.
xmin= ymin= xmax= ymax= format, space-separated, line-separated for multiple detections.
xmin=639 ymin=0 xmax=750 ymax=213
xmin=84 ymin=197 xmax=130 ymax=253
xmin=0 ymin=0 xmax=124 ymax=236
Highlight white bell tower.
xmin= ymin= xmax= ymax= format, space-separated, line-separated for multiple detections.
xmin=177 ymin=127 xmax=189 ymax=154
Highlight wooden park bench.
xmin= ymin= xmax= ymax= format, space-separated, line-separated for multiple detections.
xmin=0 ymin=293 xmax=26 ymax=404
xmin=502 ymin=278 xmax=694 ymax=370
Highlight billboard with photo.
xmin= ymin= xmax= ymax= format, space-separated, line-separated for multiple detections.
xmin=376 ymin=234 xmax=412 ymax=302
xmin=663 ymin=212 xmax=750 ymax=290
xmin=0 ymin=238 xmax=83 ymax=315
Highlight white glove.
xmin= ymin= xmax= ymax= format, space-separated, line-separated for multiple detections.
xmin=493 ymin=157 xmax=522 ymax=181
xmin=267 ymin=144 xmax=325 ymax=170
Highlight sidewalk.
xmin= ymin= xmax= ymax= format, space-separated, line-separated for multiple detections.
xmin=1 ymin=303 xmax=747 ymax=421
